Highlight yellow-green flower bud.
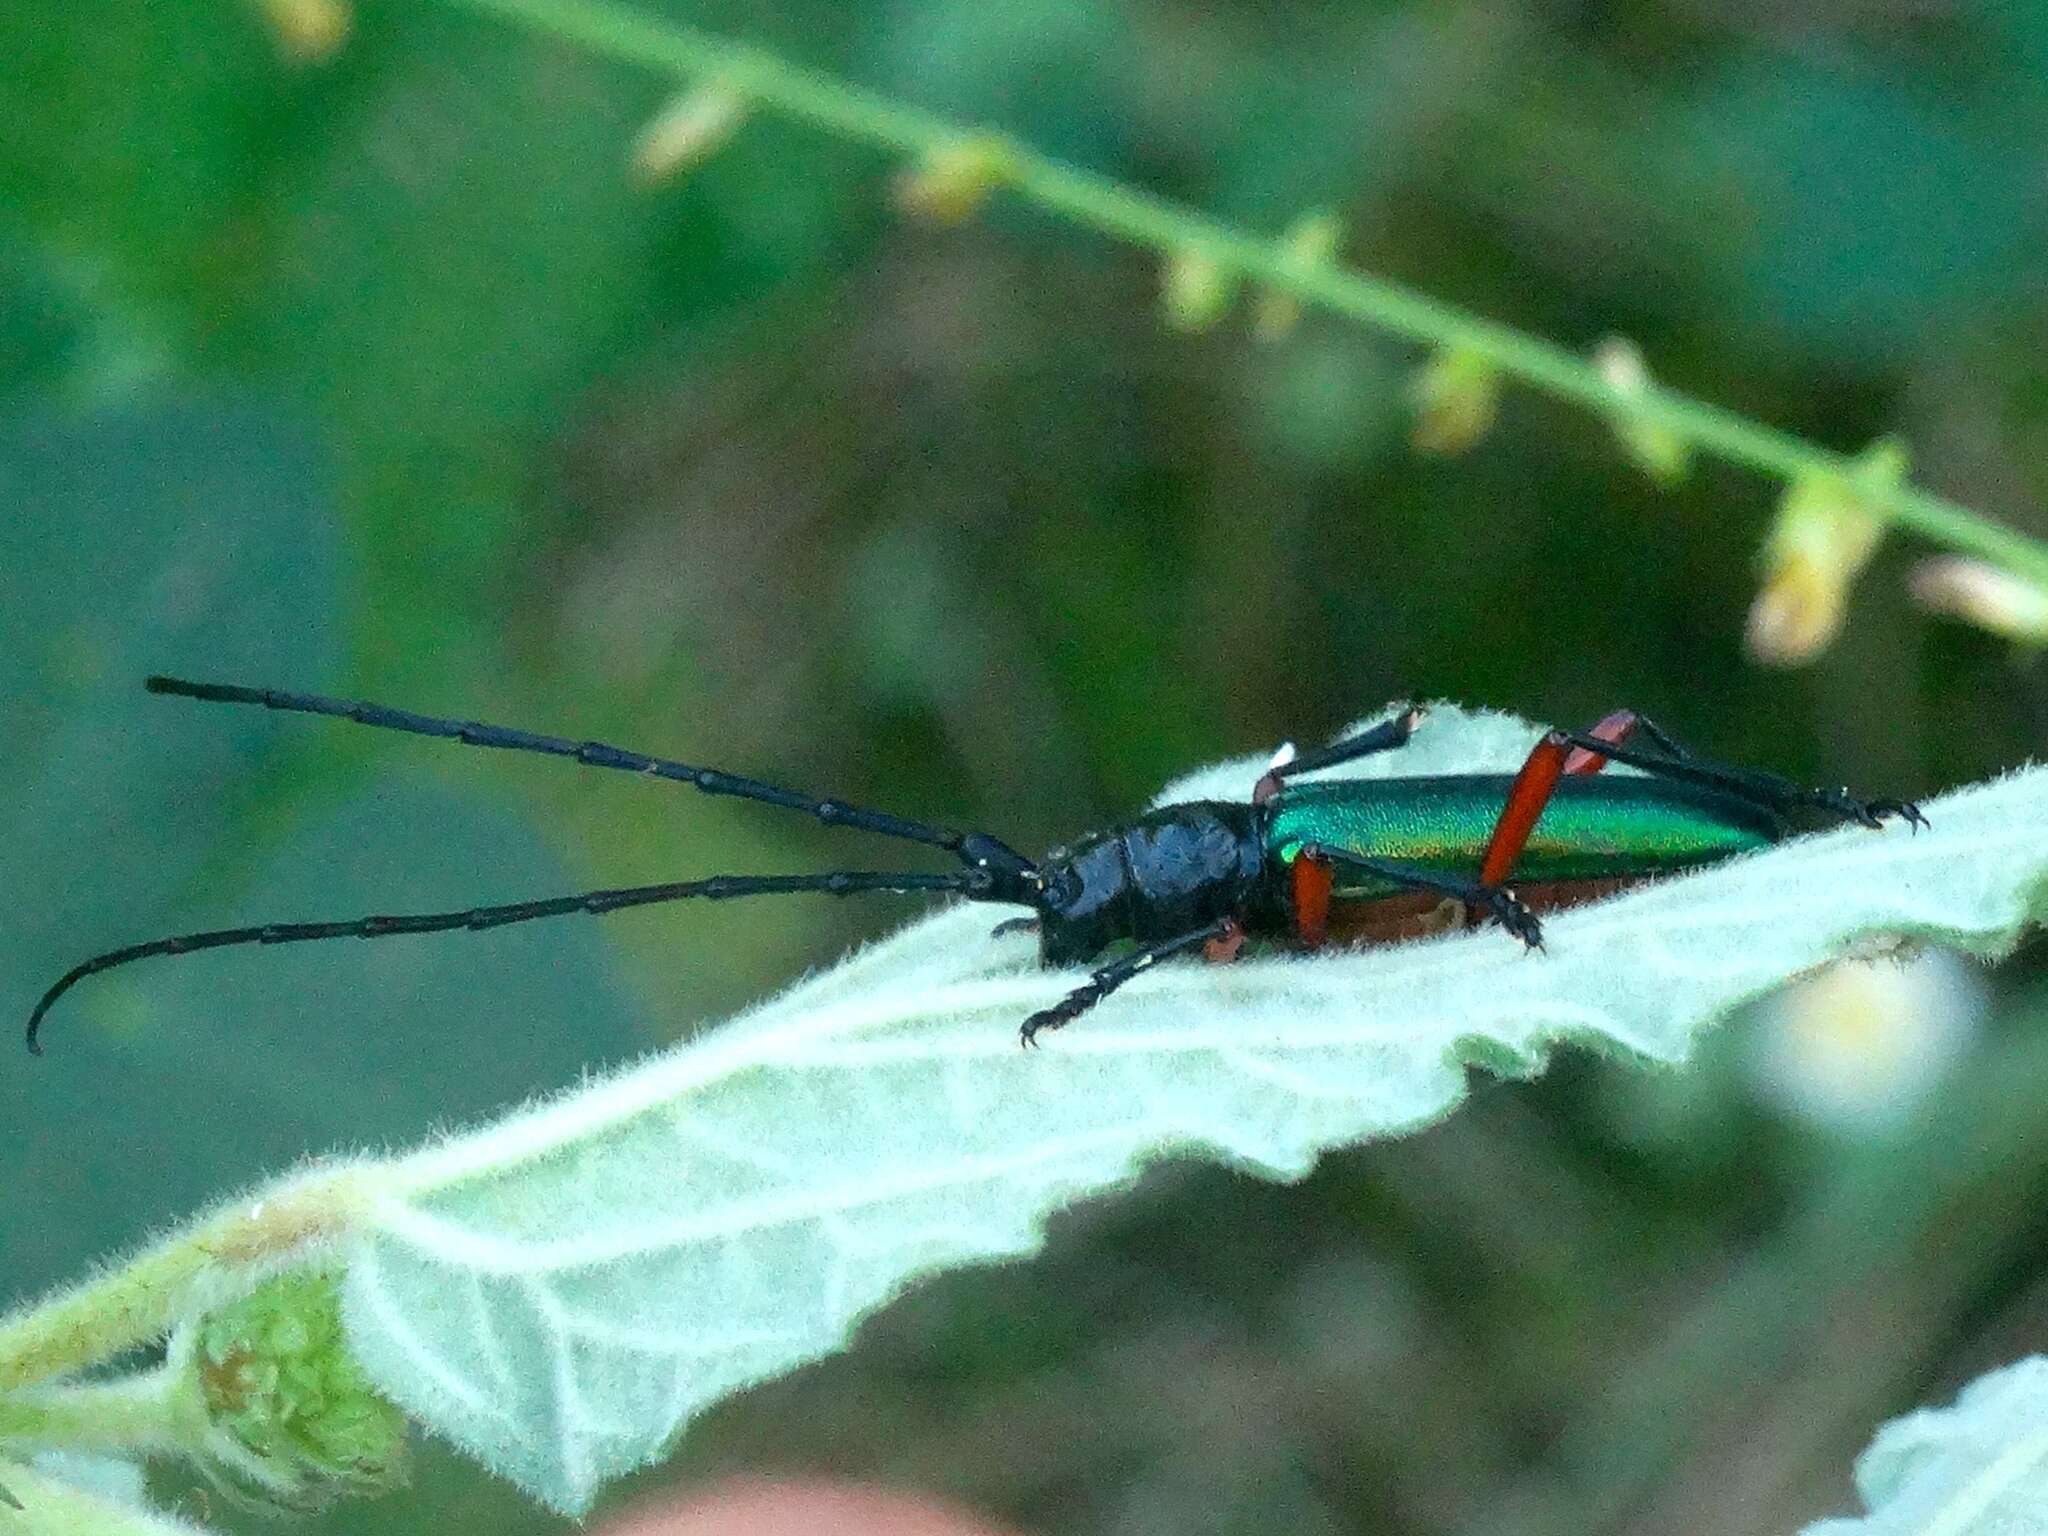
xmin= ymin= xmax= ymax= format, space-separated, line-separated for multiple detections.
xmin=1161 ymin=248 xmax=1236 ymax=333
xmin=893 ymin=137 xmax=1018 ymax=225
xmin=631 ymin=84 xmax=750 ymax=186
xmin=1593 ymin=336 xmax=1691 ymax=487
xmin=253 ymin=0 xmax=351 ymax=62
xmin=1410 ymin=345 xmax=1502 ymax=456
xmin=1255 ymin=209 xmax=1342 ymax=341
xmin=1745 ymin=438 xmax=1907 ymax=666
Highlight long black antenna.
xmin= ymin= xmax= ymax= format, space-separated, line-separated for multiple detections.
xmin=25 ymin=676 xmax=1048 ymax=1053
xmin=26 ymin=869 xmax=989 ymax=1054
xmin=145 ymin=675 xmax=975 ymax=854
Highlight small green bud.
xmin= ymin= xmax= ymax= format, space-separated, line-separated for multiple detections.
xmin=894 ymin=136 xmax=1018 ymax=224
xmin=1161 ymin=247 xmax=1236 ymax=333
xmin=631 ymin=84 xmax=750 ymax=186
xmin=1593 ymin=336 xmax=1691 ymax=486
xmin=1256 ymin=209 xmax=1342 ymax=341
xmin=190 ymin=1271 xmax=406 ymax=1510
xmin=1745 ymin=438 xmax=1908 ymax=666
xmin=253 ymin=0 xmax=351 ymax=62
xmin=1410 ymin=345 xmax=1502 ymax=455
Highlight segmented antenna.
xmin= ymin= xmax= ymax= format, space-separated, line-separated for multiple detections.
xmin=25 ymin=677 xmax=1048 ymax=1052
xmin=26 ymin=870 xmax=987 ymax=1054
xmin=145 ymin=675 xmax=973 ymax=852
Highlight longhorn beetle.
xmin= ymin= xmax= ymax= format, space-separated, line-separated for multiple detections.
xmin=25 ymin=676 xmax=1924 ymax=1052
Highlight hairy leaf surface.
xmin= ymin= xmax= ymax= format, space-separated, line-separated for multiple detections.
xmin=336 ymin=708 xmax=2048 ymax=1512
xmin=1806 ymin=1356 xmax=2048 ymax=1536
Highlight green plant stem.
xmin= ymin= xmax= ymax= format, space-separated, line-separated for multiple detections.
xmin=0 ymin=1366 xmax=195 ymax=1456
xmin=440 ymin=0 xmax=2048 ymax=586
xmin=0 ymin=1169 xmax=367 ymax=1393
xmin=0 ymin=1239 xmax=220 ymax=1397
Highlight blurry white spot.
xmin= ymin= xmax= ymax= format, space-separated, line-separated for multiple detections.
xmin=1908 ymin=556 xmax=2048 ymax=646
xmin=1265 ymin=742 xmax=1298 ymax=773
xmin=630 ymin=84 xmax=750 ymax=187
xmin=1747 ymin=949 xmax=1984 ymax=1135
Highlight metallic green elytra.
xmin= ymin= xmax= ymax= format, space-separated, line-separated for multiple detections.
xmin=1264 ymin=775 xmax=1780 ymax=898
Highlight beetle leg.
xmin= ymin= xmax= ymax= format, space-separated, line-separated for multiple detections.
xmin=1298 ymin=843 xmax=1544 ymax=950
xmin=1474 ymin=712 xmax=1646 ymax=888
xmin=1254 ymin=703 xmax=1426 ymax=803
xmin=1203 ymin=917 xmax=1247 ymax=963
xmin=1291 ymin=851 xmax=1334 ymax=947
xmin=1479 ymin=731 xmax=1572 ymax=890
xmin=1482 ymin=709 xmax=1700 ymax=888
xmin=1020 ymin=916 xmax=1239 ymax=1047
xmin=1559 ymin=708 xmax=1674 ymax=774
xmin=1485 ymin=711 xmax=1923 ymax=900
xmin=1553 ymin=720 xmax=1927 ymax=833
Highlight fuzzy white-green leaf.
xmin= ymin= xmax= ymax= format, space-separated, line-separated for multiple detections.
xmin=336 ymin=707 xmax=2048 ymax=1513
xmin=0 ymin=1457 xmax=207 ymax=1536
xmin=1805 ymin=1356 xmax=2048 ymax=1536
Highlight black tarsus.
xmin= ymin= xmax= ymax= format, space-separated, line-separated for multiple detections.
xmin=24 ymin=870 xmax=986 ymax=1055
xmin=1019 ymin=915 xmax=1237 ymax=1047
xmin=1626 ymin=715 xmax=1691 ymax=761
xmin=1301 ymin=842 xmax=1546 ymax=949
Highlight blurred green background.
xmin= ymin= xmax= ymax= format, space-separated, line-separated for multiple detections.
xmin=4 ymin=0 xmax=2047 ymax=1532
